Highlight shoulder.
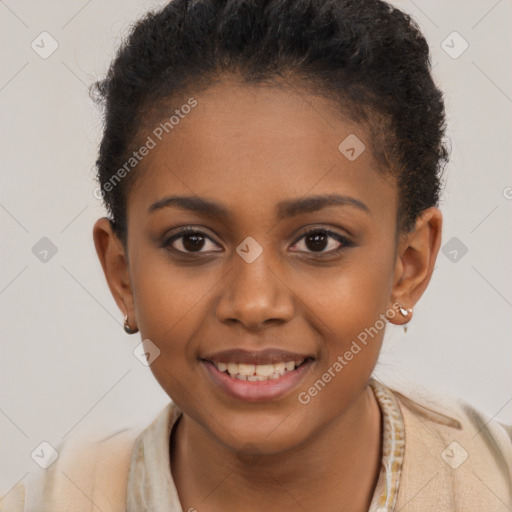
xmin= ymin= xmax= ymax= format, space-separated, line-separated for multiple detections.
xmin=4 ymin=403 xmax=176 ymax=512
xmin=387 ymin=382 xmax=512 ymax=510
xmin=21 ymin=426 xmax=140 ymax=512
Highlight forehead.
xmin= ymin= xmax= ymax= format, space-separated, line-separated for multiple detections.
xmin=127 ymin=80 xmax=397 ymax=229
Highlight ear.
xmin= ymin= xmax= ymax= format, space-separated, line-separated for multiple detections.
xmin=388 ymin=207 xmax=443 ymax=326
xmin=93 ymin=218 xmax=137 ymax=329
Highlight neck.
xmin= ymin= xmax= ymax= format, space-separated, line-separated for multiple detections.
xmin=171 ymin=384 xmax=382 ymax=512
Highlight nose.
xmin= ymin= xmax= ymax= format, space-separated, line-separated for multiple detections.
xmin=215 ymin=250 xmax=295 ymax=331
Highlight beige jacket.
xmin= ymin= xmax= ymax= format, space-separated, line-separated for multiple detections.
xmin=3 ymin=384 xmax=512 ymax=511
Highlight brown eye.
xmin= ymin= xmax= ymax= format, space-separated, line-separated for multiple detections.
xmin=304 ymin=230 xmax=329 ymax=252
xmin=181 ymin=232 xmax=206 ymax=251
xmin=164 ymin=229 xmax=221 ymax=254
xmin=290 ymin=228 xmax=352 ymax=254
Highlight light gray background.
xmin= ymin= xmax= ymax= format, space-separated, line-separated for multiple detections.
xmin=1 ymin=0 xmax=511 ymax=498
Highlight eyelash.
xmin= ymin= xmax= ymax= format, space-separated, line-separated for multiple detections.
xmin=162 ymin=226 xmax=353 ymax=257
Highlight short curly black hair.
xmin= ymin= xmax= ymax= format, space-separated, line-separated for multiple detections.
xmin=92 ymin=0 xmax=449 ymax=243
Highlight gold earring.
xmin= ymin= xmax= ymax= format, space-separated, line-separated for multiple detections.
xmin=124 ymin=315 xmax=139 ymax=335
xmin=399 ymin=305 xmax=413 ymax=333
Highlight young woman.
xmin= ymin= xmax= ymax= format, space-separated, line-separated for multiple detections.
xmin=11 ymin=0 xmax=511 ymax=510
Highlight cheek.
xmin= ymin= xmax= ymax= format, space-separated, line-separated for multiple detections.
xmin=300 ymin=244 xmax=395 ymax=339
xmin=131 ymin=278 xmax=212 ymax=411
xmin=292 ymin=253 xmax=393 ymax=424
xmin=295 ymin=240 xmax=396 ymax=391
xmin=130 ymin=247 xmax=220 ymax=336
xmin=128 ymin=255 xmax=221 ymax=385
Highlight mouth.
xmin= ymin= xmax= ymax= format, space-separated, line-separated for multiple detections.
xmin=209 ymin=358 xmax=308 ymax=381
xmin=200 ymin=348 xmax=315 ymax=402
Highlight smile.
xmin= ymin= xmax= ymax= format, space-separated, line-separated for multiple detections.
xmin=212 ymin=359 xmax=306 ymax=381
xmin=201 ymin=354 xmax=314 ymax=402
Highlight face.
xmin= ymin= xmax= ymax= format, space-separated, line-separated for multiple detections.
xmin=95 ymin=79 xmax=439 ymax=455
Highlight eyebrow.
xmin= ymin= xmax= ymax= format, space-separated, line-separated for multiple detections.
xmin=148 ymin=193 xmax=370 ymax=218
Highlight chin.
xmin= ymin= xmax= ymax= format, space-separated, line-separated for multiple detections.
xmin=209 ymin=407 xmax=313 ymax=456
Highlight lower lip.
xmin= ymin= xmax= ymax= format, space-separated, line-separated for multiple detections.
xmin=202 ymin=360 xmax=314 ymax=402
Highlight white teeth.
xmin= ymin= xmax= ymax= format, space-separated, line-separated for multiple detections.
xmin=213 ymin=359 xmax=307 ymax=380
xmin=227 ymin=363 xmax=239 ymax=375
xmin=238 ymin=364 xmax=256 ymax=376
xmin=273 ymin=362 xmax=285 ymax=374
xmin=247 ymin=375 xmax=267 ymax=381
xmin=255 ymin=364 xmax=275 ymax=377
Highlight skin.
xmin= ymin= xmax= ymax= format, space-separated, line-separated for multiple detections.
xmin=94 ymin=79 xmax=442 ymax=512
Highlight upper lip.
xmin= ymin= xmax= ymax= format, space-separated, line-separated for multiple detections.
xmin=202 ymin=348 xmax=313 ymax=365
